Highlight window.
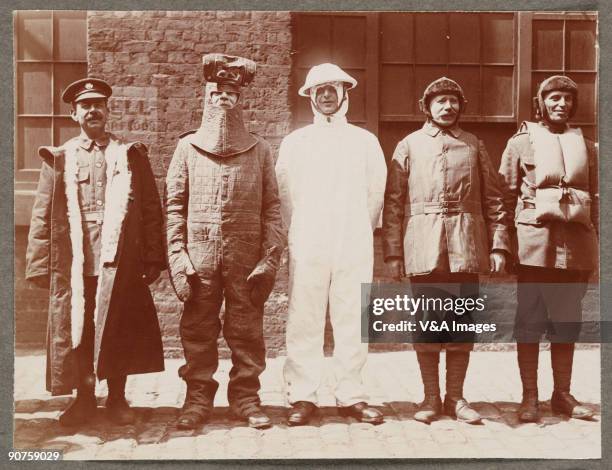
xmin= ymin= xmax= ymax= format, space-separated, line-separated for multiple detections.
xmin=379 ymin=12 xmax=516 ymax=122
xmin=14 ymin=11 xmax=87 ymax=191
xmin=531 ymin=12 xmax=597 ymax=127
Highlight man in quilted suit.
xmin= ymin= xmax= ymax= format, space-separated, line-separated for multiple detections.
xmin=166 ymin=54 xmax=284 ymax=430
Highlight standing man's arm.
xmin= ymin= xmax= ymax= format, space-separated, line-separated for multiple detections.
xmin=366 ymin=135 xmax=387 ymax=231
xmin=382 ymin=141 xmax=409 ymax=280
xmin=275 ymin=137 xmax=293 ymax=232
xmin=476 ymin=140 xmax=511 ymax=272
xmin=497 ymin=137 xmax=522 ymax=269
xmin=130 ymin=143 xmax=165 ymax=284
xmin=165 ymin=141 xmax=195 ymax=301
xmin=26 ymin=156 xmax=55 ymax=288
xmin=587 ymin=140 xmax=599 ymax=237
xmin=260 ymin=141 xmax=285 ymax=262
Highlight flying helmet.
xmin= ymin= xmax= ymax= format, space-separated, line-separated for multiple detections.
xmin=533 ymin=75 xmax=578 ymax=121
xmin=419 ymin=77 xmax=467 ymax=117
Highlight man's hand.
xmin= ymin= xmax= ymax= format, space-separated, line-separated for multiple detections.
xmin=143 ymin=264 xmax=161 ymax=285
xmin=489 ymin=251 xmax=506 ymax=274
xmin=168 ymin=249 xmax=196 ymax=302
xmin=29 ymin=275 xmax=50 ymax=290
xmin=386 ymin=258 xmax=405 ymax=282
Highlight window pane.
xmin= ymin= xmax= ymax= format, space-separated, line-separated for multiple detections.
xmin=381 ymin=13 xmax=414 ymax=63
xmin=17 ymin=11 xmax=53 ymax=60
xmin=54 ymin=117 xmax=81 ymax=146
xmin=449 ymin=13 xmax=480 ymax=64
xmin=344 ymin=69 xmax=366 ymax=122
xmin=569 ymin=73 xmax=596 ymax=123
xmin=332 ymin=16 xmax=366 ymax=67
xmin=482 ymin=66 xmax=514 ymax=116
xmin=54 ymin=63 xmax=88 ymax=115
xmin=566 ymin=20 xmax=597 ymax=71
xmin=533 ymin=20 xmax=564 ymax=70
xmin=481 ymin=13 xmax=514 ymax=64
xmin=380 ymin=65 xmax=414 ymax=115
xmin=17 ymin=63 xmax=52 ymax=115
xmin=296 ymin=15 xmax=332 ymax=66
xmin=448 ymin=66 xmax=480 ymax=116
xmin=55 ymin=11 xmax=87 ymax=61
xmin=415 ymin=14 xmax=447 ymax=64
xmin=415 ymin=65 xmax=448 ymax=102
xmin=17 ymin=117 xmax=52 ymax=172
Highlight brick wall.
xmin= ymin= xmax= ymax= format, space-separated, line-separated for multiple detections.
xmin=87 ymin=10 xmax=293 ymax=358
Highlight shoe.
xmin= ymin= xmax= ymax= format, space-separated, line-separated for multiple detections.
xmin=287 ymin=401 xmax=317 ymax=426
xmin=59 ymin=394 xmax=97 ymax=427
xmin=444 ymin=396 xmax=481 ymax=424
xmin=551 ymin=391 xmax=593 ymax=420
xmin=517 ymin=392 xmax=539 ymax=423
xmin=338 ymin=402 xmax=384 ymax=425
xmin=245 ymin=408 xmax=272 ymax=429
xmin=176 ymin=408 xmax=207 ymax=430
xmin=106 ymin=396 xmax=136 ymax=425
xmin=414 ymin=395 xmax=442 ymax=424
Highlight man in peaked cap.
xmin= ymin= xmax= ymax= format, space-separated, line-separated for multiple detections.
xmin=383 ymin=77 xmax=510 ymax=424
xmin=166 ymin=54 xmax=284 ymax=430
xmin=25 ymin=77 xmax=165 ymax=427
xmin=276 ymin=63 xmax=387 ymax=426
xmin=499 ymin=75 xmax=597 ymax=422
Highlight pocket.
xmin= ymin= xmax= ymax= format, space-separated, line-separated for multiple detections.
xmin=78 ymin=165 xmax=90 ymax=183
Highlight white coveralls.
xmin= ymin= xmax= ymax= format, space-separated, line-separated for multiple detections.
xmin=276 ymin=100 xmax=387 ymax=406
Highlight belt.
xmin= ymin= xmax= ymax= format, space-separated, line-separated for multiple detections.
xmin=407 ymin=201 xmax=482 ymax=216
xmin=81 ymin=211 xmax=104 ymax=224
xmin=523 ymin=202 xmax=535 ymax=209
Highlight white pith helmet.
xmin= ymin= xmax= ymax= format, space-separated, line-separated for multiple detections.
xmin=298 ymin=63 xmax=357 ymax=97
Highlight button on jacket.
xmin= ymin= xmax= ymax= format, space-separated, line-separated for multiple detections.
xmin=383 ymin=121 xmax=510 ymax=275
xmin=498 ymin=128 xmax=598 ymax=271
xmin=75 ymin=133 xmax=109 ymax=276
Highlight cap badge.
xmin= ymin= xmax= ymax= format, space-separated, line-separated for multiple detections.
xmin=85 ymin=82 xmax=94 ymax=89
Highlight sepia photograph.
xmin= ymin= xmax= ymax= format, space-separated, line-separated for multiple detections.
xmin=10 ymin=6 xmax=604 ymax=462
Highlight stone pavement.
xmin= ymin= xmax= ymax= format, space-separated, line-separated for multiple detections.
xmin=13 ymin=349 xmax=601 ymax=460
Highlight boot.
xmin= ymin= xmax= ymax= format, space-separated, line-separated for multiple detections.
xmin=59 ymin=375 xmax=97 ymax=427
xmin=106 ymin=376 xmax=136 ymax=425
xmin=550 ymin=343 xmax=593 ymax=420
xmin=233 ymin=403 xmax=272 ymax=429
xmin=414 ymin=352 xmax=442 ymax=423
xmin=177 ymin=381 xmax=211 ymax=430
xmin=517 ymin=343 xmax=540 ymax=422
xmin=338 ymin=402 xmax=384 ymax=425
xmin=287 ymin=401 xmax=317 ymax=426
xmin=445 ymin=351 xmax=481 ymax=424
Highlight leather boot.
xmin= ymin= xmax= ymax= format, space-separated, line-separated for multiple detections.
xmin=338 ymin=402 xmax=384 ymax=425
xmin=517 ymin=343 xmax=540 ymax=422
xmin=59 ymin=375 xmax=97 ymax=427
xmin=550 ymin=343 xmax=593 ymax=420
xmin=414 ymin=352 xmax=442 ymax=423
xmin=177 ymin=381 xmax=211 ymax=430
xmin=106 ymin=376 xmax=136 ymax=425
xmin=287 ymin=401 xmax=317 ymax=426
xmin=233 ymin=403 xmax=272 ymax=429
xmin=445 ymin=351 xmax=481 ymax=424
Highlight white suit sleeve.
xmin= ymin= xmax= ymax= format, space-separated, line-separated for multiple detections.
xmin=275 ymin=137 xmax=293 ymax=232
xmin=366 ymin=135 xmax=388 ymax=230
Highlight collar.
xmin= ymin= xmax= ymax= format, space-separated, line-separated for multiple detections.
xmin=538 ymin=120 xmax=570 ymax=135
xmin=77 ymin=131 xmax=110 ymax=150
xmin=423 ymin=120 xmax=462 ymax=138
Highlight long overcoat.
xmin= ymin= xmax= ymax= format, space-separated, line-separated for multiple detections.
xmin=25 ymin=135 xmax=165 ymax=396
